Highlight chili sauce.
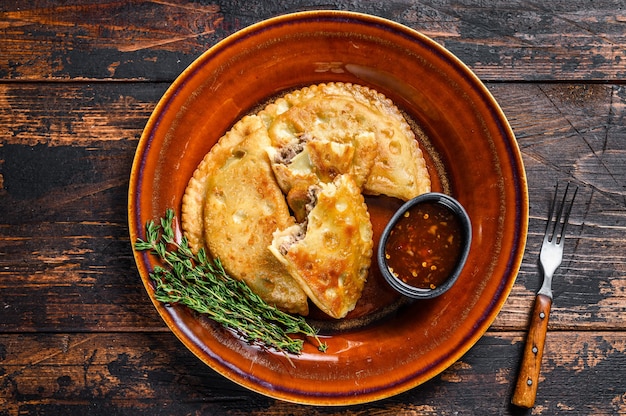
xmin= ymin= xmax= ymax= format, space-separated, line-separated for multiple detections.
xmin=384 ymin=200 xmax=464 ymax=290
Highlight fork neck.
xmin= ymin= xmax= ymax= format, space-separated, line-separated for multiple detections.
xmin=537 ymin=275 xmax=553 ymax=299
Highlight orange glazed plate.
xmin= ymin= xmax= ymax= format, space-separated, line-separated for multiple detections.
xmin=129 ymin=11 xmax=528 ymax=405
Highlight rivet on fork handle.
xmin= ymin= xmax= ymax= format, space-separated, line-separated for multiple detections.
xmin=511 ymin=293 xmax=552 ymax=408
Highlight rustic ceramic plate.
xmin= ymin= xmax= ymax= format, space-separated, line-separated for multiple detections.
xmin=129 ymin=11 xmax=528 ymax=405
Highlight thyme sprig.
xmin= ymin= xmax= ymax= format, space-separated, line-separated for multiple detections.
xmin=135 ymin=209 xmax=327 ymax=356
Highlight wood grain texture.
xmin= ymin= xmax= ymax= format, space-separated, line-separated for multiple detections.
xmin=0 ymin=332 xmax=623 ymax=415
xmin=490 ymin=83 xmax=626 ymax=332
xmin=1 ymin=0 xmax=625 ymax=81
xmin=1 ymin=1 xmax=625 ymax=414
xmin=512 ymin=294 xmax=552 ymax=408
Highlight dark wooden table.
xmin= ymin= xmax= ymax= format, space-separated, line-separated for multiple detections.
xmin=1 ymin=1 xmax=625 ymax=414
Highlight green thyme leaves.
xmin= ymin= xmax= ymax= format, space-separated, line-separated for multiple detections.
xmin=134 ymin=209 xmax=327 ymax=357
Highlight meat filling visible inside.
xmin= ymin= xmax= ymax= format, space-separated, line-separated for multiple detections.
xmin=274 ymin=133 xmax=312 ymax=164
xmin=278 ymin=224 xmax=305 ymax=256
xmin=278 ymin=184 xmax=321 ymax=256
xmin=304 ymin=184 xmax=320 ymax=216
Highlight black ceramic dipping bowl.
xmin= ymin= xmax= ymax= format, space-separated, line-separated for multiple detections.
xmin=377 ymin=192 xmax=472 ymax=299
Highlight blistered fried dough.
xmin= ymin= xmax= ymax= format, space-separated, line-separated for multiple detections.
xmin=182 ymin=115 xmax=309 ymax=315
xmin=260 ymin=82 xmax=431 ymax=201
xmin=327 ymin=83 xmax=430 ymax=199
xmin=269 ymin=175 xmax=373 ymax=319
xmin=182 ymin=116 xmax=256 ymax=252
xmin=264 ymin=97 xmax=378 ymax=192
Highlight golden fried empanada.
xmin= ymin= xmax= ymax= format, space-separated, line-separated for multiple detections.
xmin=182 ymin=115 xmax=309 ymax=315
xmin=182 ymin=82 xmax=431 ymax=320
xmin=182 ymin=116 xmax=256 ymax=252
xmin=269 ymin=175 xmax=373 ymax=319
xmin=263 ymin=96 xmax=378 ymax=192
xmin=260 ymin=82 xmax=431 ymax=201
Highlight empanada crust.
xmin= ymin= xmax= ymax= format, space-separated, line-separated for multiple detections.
xmin=182 ymin=116 xmax=309 ymax=315
xmin=270 ymin=175 xmax=373 ymax=319
xmin=181 ymin=83 xmax=431 ymax=319
xmin=260 ymin=82 xmax=431 ymax=201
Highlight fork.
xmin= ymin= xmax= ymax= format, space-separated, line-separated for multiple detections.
xmin=511 ymin=182 xmax=578 ymax=408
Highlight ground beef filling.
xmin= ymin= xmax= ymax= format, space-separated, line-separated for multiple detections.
xmin=278 ymin=184 xmax=321 ymax=256
xmin=274 ymin=133 xmax=312 ymax=164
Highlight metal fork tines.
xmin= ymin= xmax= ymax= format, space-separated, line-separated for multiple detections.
xmin=537 ymin=182 xmax=579 ymax=299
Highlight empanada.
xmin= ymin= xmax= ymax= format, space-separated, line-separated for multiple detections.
xmin=269 ymin=175 xmax=373 ymax=319
xmin=263 ymin=96 xmax=378 ymax=191
xmin=260 ymin=82 xmax=431 ymax=201
xmin=182 ymin=115 xmax=309 ymax=315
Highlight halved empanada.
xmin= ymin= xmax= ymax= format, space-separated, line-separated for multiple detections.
xmin=264 ymin=97 xmax=378 ymax=193
xmin=269 ymin=175 xmax=373 ymax=319
xmin=260 ymin=82 xmax=431 ymax=201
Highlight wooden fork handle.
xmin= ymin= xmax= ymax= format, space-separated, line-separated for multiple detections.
xmin=511 ymin=294 xmax=552 ymax=408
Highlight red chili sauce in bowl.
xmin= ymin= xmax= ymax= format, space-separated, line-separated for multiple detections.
xmin=377 ymin=193 xmax=471 ymax=299
xmin=384 ymin=201 xmax=463 ymax=290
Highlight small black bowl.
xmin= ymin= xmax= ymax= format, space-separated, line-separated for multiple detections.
xmin=377 ymin=192 xmax=472 ymax=299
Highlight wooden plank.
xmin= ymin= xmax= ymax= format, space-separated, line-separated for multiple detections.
xmin=1 ymin=82 xmax=625 ymax=332
xmin=490 ymin=83 xmax=626 ymax=331
xmin=0 ymin=83 xmax=165 ymax=331
xmin=0 ymin=82 xmax=168 ymax=146
xmin=0 ymin=0 xmax=222 ymax=81
xmin=0 ymin=332 xmax=623 ymax=414
xmin=417 ymin=0 xmax=626 ymax=82
xmin=1 ymin=1 xmax=625 ymax=82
